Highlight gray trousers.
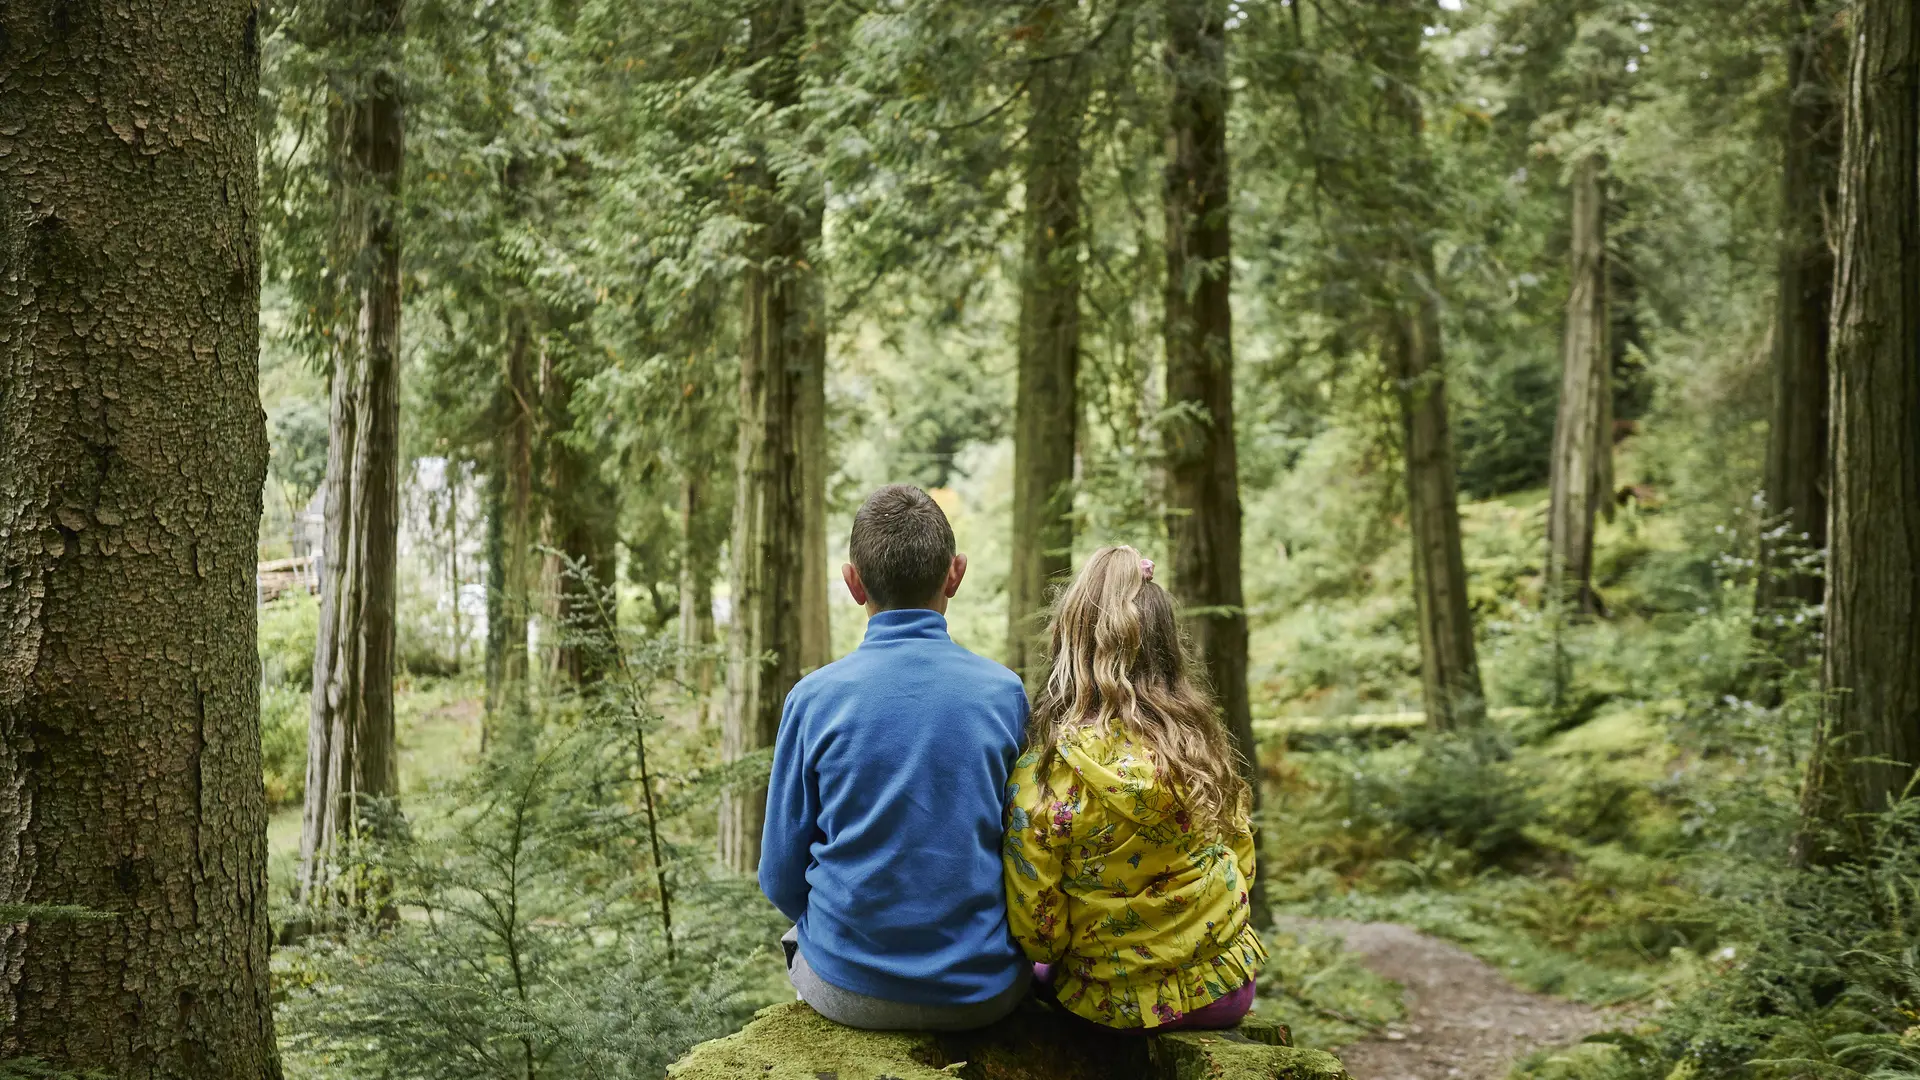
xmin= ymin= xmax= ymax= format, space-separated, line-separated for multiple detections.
xmin=781 ymin=926 xmax=1029 ymax=1032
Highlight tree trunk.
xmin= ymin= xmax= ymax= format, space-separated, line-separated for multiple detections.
xmin=798 ymin=285 xmax=832 ymax=673
xmin=1008 ymin=2 xmax=1087 ymax=684
xmin=720 ymin=0 xmax=812 ymax=874
xmin=1756 ymin=0 xmax=1842 ymax=634
xmin=1796 ymin=0 xmax=1920 ymax=862
xmin=1546 ymin=153 xmax=1610 ymax=615
xmin=0 ymin=2 xmax=282 ymax=1074
xmin=679 ymin=471 xmax=719 ymax=721
xmin=541 ymin=352 xmax=619 ymax=685
xmin=486 ymin=296 xmax=537 ymax=733
xmin=1161 ymin=0 xmax=1266 ymax=927
xmin=1371 ymin=0 xmax=1484 ymax=731
xmin=1390 ymin=292 xmax=1485 ymax=731
xmin=299 ymin=0 xmax=405 ymax=903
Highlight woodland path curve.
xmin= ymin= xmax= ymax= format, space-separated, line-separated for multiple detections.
xmin=1289 ymin=918 xmax=1617 ymax=1080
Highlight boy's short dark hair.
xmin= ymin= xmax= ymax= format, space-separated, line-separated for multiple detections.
xmin=849 ymin=485 xmax=955 ymax=610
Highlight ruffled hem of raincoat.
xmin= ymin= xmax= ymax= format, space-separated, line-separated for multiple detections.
xmin=1052 ymin=923 xmax=1269 ymax=1031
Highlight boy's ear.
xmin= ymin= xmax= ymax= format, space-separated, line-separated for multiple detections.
xmin=941 ymin=554 xmax=968 ymax=599
xmin=842 ymin=563 xmax=869 ymax=607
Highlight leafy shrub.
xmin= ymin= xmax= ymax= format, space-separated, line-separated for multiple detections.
xmin=1363 ymin=731 xmax=1541 ymax=864
xmin=1514 ymin=801 xmax=1920 ymax=1080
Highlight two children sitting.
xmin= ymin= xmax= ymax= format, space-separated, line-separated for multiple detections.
xmin=760 ymin=484 xmax=1265 ymax=1033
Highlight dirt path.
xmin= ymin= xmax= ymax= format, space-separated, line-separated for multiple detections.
xmin=1291 ymin=919 xmax=1614 ymax=1080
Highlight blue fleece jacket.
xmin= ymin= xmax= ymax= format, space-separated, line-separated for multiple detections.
xmin=758 ymin=608 xmax=1029 ymax=1006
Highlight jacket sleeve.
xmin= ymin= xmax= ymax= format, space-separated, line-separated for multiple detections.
xmin=1002 ymin=749 xmax=1075 ymax=965
xmin=1231 ymin=816 xmax=1259 ymax=906
xmin=757 ymin=692 xmax=816 ymax=923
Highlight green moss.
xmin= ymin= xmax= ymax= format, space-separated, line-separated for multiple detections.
xmin=667 ymin=1002 xmax=1352 ymax=1080
xmin=665 ymin=1004 xmax=952 ymax=1080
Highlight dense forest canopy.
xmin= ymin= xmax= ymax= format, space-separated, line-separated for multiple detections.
xmin=0 ymin=0 xmax=1916 ymax=1077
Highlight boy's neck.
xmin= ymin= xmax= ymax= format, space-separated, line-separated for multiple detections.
xmin=865 ymin=597 xmax=949 ymax=619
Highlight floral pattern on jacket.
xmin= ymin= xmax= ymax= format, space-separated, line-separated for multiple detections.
xmin=1002 ymin=723 xmax=1267 ymax=1029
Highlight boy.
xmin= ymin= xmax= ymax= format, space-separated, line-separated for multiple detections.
xmin=759 ymin=484 xmax=1031 ymax=1031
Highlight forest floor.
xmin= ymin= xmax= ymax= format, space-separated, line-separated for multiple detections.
xmin=1292 ymin=918 xmax=1619 ymax=1080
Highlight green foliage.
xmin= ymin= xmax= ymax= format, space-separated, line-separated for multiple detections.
xmin=259 ymin=592 xmax=319 ymax=808
xmin=279 ymin=566 xmax=783 ymax=1078
xmin=1256 ymin=927 xmax=1407 ymax=1048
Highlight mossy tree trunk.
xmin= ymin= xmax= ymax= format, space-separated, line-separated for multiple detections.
xmin=720 ymin=0 xmax=814 ymax=874
xmin=1008 ymin=1 xmax=1088 ymax=684
xmin=1796 ymin=0 xmax=1920 ymax=863
xmin=1756 ymin=0 xmax=1842 ymax=641
xmin=0 ymin=2 xmax=282 ymax=1074
xmin=1161 ymin=0 xmax=1266 ymax=926
xmin=299 ymin=0 xmax=405 ymax=903
xmin=1546 ymin=153 xmax=1610 ymax=615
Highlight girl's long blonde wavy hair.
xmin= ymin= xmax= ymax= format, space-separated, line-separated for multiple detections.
xmin=1029 ymin=545 xmax=1252 ymax=839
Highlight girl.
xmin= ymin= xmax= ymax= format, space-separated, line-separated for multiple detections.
xmin=1002 ymin=545 xmax=1266 ymax=1031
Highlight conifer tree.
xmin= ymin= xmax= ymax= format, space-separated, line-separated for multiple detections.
xmin=1161 ymin=0 xmax=1266 ymax=923
xmin=1796 ymin=0 xmax=1919 ymax=862
xmin=300 ymin=0 xmax=407 ymax=901
xmin=0 ymin=3 xmax=281 ymax=1073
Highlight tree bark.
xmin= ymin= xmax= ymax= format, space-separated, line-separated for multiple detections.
xmin=1008 ymin=2 xmax=1087 ymax=684
xmin=541 ymin=352 xmax=619 ymax=686
xmin=0 ymin=2 xmax=282 ymax=1075
xmin=720 ymin=0 xmax=812 ymax=874
xmin=1389 ymin=291 xmax=1485 ymax=730
xmin=1756 ymin=0 xmax=1842 ymax=632
xmin=1546 ymin=153 xmax=1610 ymax=615
xmin=798 ymin=284 xmax=832 ymax=673
xmin=299 ymin=0 xmax=406 ymax=903
xmin=1796 ymin=0 xmax=1920 ymax=862
xmin=679 ymin=471 xmax=719 ymax=719
xmin=1161 ymin=0 xmax=1266 ymax=926
xmin=485 ymin=288 xmax=537 ymax=733
xmin=1373 ymin=0 xmax=1485 ymax=731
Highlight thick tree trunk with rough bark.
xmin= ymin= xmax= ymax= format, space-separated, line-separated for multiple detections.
xmin=299 ymin=0 xmax=405 ymax=903
xmin=542 ymin=353 xmax=619 ymax=685
xmin=1008 ymin=3 xmax=1087 ymax=684
xmin=1161 ymin=0 xmax=1266 ymax=926
xmin=720 ymin=0 xmax=812 ymax=874
xmin=1546 ymin=154 xmax=1610 ymax=615
xmin=1797 ymin=0 xmax=1920 ymax=862
xmin=1757 ymin=0 xmax=1842 ymax=631
xmin=0 ymin=3 xmax=282 ymax=1075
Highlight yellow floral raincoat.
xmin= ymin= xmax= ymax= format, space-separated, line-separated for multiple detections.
xmin=1002 ymin=722 xmax=1267 ymax=1029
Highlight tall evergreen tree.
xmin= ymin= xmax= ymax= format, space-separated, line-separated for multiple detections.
xmin=299 ymin=0 xmax=406 ymax=901
xmin=1546 ymin=151 xmax=1611 ymax=614
xmin=1796 ymin=0 xmax=1919 ymax=862
xmin=1755 ymin=0 xmax=1842 ymax=637
xmin=1161 ymin=0 xmax=1266 ymax=924
xmin=1375 ymin=0 xmax=1484 ymax=730
xmin=720 ymin=0 xmax=818 ymax=873
xmin=1008 ymin=1 xmax=1090 ymax=683
xmin=0 ymin=2 xmax=282 ymax=1073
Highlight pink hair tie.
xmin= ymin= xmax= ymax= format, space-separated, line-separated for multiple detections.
xmin=1139 ymin=558 xmax=1155 ymax=582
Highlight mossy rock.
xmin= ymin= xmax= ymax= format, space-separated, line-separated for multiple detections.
xmin=667 ymin=1001 xmax=1350 ymax=1080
